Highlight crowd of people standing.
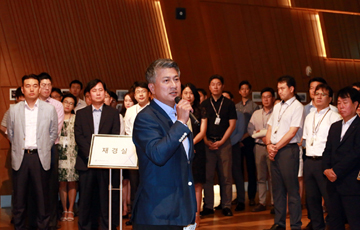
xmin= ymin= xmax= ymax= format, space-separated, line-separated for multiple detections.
xmin=1 ymin=58 xmax=360 ymax=230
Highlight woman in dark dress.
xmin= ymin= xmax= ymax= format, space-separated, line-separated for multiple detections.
xmin=182 ymin=83 xmax=207 ymax=227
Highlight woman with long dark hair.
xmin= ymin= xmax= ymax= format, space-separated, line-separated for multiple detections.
xmin=181 ymin=83 xmax=207 ymax=227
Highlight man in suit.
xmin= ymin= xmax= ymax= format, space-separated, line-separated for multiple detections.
xmin=131 ymin=59 xmax=197 ymax=230
xmin=75 ymin=79 xmax=120 ymax=230
xmin=322 ymin=86 xmax=360 ymax=229
xmin=7 ymin=74 xmax=58 ymax=230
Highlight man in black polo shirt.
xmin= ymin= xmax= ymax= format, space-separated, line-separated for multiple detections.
xmin=200 ymin=74 xmax=237 ymax=216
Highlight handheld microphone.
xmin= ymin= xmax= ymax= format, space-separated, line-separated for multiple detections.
xmin=175 ymin=96 xmax=200 ymax=126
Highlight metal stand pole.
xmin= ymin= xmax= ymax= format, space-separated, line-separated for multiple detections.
xmin=109 ymin=169 xmax=112 ymax=229
xmin=120 ymin=169 xmax=123 ymax=230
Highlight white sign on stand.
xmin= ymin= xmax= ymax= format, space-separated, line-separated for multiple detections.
xmin=88 ymin=134 xmax=138 ymax=169
xmin=88 ymin=134 xmax=138 ymax=230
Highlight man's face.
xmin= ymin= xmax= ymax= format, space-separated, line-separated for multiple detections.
xmin=209 ymin=79 xmax=224 ymax=97
xmin=261 ymin=91 xmax=274 ymax=108
xmin=337 ymin=97 xmax=358 ymax=121
xmin=22 ymin=79 xmax=39 ymax=101
xmin=314 ymin=88 xmax=331 ymax=110
xmin=134 ymin=87 xmax=150 ymax=106
xmin=309 ymin=81 xmax=321 ymax=100
xmin=337 ymin=96 xmax=358 ymax=121
xmin=148 ymin=68 xmax=180 ymax=107
xmin=39 ymin=79 xmax=52 ymax=99
xmin=277 ymin=82 xmax=294 ymax=101
xmin=90 ymin=82 xmax=105 ymax=105
xmin=70 ymin=83 xmax=82 ymax=98
xmin=239 ymin=84 xmax=251 ymax=98
xmin=51 ymin=91 xmax=62 ymax=102
xmin=85 ymin=92 xmax=92 ymax=105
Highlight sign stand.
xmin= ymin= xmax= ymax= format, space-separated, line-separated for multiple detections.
xmin=88 ymin=134 xmax=138 ymax=230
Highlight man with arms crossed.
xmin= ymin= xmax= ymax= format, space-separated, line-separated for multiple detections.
xmin=131 ymin=59 xmax=196 ymax=229
xmin=266 ymin=76 xmax=304 ymax=230
xmin=322 ymin=87 xmax=360 ymax=229
xmin=248 ymin=87 xmax=275 ymax=212
xmin=7 ymin=74 xmax=58 ymax=230
xmin=303 ymin=84 xmax=340 ymax=230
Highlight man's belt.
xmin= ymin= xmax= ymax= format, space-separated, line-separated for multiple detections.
xmin=24 ymin=149 xmax=38 ymax=154
xmin=306 ymin=155 xmax=322 ymax=160
xmin=255 ymin=143 xmax=266 ymax=146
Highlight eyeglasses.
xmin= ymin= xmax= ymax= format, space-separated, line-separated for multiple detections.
xmin=315 ymin=92 xmax=328 ymax=97
xmin=63 ymin=100 xmax=74 ymax=106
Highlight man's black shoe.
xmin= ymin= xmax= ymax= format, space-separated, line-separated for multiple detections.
xmin=264 ymin=224 xmax=285 ymax=230
xmin=200 ymin=208 xmax=214 ymax=216
xmin=235 ymin=202 xmax=245 ymax=211
xmin=222 ymin=208 xmax=233 ymax=216
xmin=252 ymin=203 xmax=266 ymax=212
xmin=249 ymin=199 xmax=256 ymax=206
xmin=214 ymin=204 xmax=222 ymax=210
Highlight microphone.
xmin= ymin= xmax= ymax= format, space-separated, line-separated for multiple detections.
xmin=175 ymin=96 xmax=200 ymax=126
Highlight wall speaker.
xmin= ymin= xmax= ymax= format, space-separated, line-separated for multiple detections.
xmin=176 ymin=8 xmax=186 ymax=20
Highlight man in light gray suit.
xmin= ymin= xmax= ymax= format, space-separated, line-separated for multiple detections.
xmin=7 ymin=74 xmax=58 ymax=230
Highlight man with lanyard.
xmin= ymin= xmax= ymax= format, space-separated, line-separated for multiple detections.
xmin=201 ymin=75 xmax=237 ymax=217
xmin=265 ymin=76 xmax=304 ymax=230
xmin=303 ymin=77 xmax=337 ymax=230
xmin=303 ymin=84 xmax=340 ymax=230
xmin=248 ymin=87 xmax=275 ymax=213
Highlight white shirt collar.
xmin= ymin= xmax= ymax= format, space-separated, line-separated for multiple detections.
xmin=92 ymin=104 xmax=103 ymax=112
xmin=25 ymin=99 xmax=39 ymax=110
xmin=342 ymin=114 xmax=357 ymax=126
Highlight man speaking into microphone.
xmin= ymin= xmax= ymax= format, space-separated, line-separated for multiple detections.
xmin=131 ymin=59 xmax=197 ymax=230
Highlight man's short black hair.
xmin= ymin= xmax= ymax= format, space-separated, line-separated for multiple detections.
xmin=337 ymin=86 xmax=360 ymax=104
xmin=238 ymin=80 xmax=252 ymax=90
xmin=86 ymin=79 xmax=106 ymax=92
xmin=110 ymin=91 xmax=118 ymax=101
xmin=315 ymin=84 xmax=333 ymax=99
xmin=261 ymin=87 xmax=275 ymax=97
xmin=277 ymin=75 xmax=296 ymax=90
xmin=208 ymin=74 xmax=224 ymax=85
xmin=22 ymin=74 xmax=39 ymax=85
xmin=38 ymin=72 xmax=52 ymax=83
xmin=222 ymin=90 xmax=233 ymax=99
xmin=308 ymin=77 xmax=327 ymax=88
xmin=133 ymin=81 xmax=149 ymax=92
xmin=70 ymin=80 xmax=83 ymax=90
xmin=197 ymin=88 xmax=207 ymax=97
xmin=15 ymin=87 xmax=24 ymax=98
xmin=51 ymin=87 xmax=63 ymax=96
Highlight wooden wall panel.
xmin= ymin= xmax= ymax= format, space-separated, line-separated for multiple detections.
xmin=321 ymin=12 xmax=360 ymax=59
xmin=292 ymin=0 xmax=360 ymax=13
